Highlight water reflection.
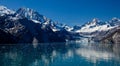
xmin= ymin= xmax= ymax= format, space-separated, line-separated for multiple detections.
xmin=0 ymin=43 xmax=120 ymax=66
xmin=76 ymin=44 xmax=113 ymax=63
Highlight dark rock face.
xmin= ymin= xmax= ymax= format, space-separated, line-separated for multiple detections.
xmin=112 ymin=32 xmax=120 ymax=44
xmin=0 ymin=29 xmax=16 ymax=44
xmin=100 ymin=27 xmax=120 ymax=44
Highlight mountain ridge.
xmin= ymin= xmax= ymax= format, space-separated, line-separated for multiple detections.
xmin=0 ymin=5 xmax=120 ymax=44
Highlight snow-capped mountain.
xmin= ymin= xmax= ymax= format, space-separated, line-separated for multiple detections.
xmin=73 ymin=18 xmax=120 ymax=43
xmin=0 ymin=6 xmax=75 ymax=43
xmin=0 ymin=5 xmax=120 ymax=44
xmin=15 ymin=7 xmax=48 ymax=22
xmin=0 ymin=6 xmax=15 ymax=16
xmin=15 ymin=7 xmax=73 ymax=32
xmin=75 ymin=18 xmax=118 ymax=33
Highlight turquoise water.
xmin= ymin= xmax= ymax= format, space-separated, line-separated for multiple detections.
xmin=0 ymin=43 xmax=120 ymax=66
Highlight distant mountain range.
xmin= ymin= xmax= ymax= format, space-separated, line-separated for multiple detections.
xmin=0 ymin=6 xmax=120 ymax=44
xmin=73 ymin=18 xmax=120 ymax=33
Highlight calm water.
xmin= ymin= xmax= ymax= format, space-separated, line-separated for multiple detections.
xmin=0 ymin=42 xmax=120 ymax=66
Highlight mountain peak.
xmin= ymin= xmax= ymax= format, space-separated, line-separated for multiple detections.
xmin=0 ymin=5 xmax=15 ymax=16
xmin=16 ymin=7 xmax=47 ymax=22
xmin=86 ymin=18 xmax=100 ymax=26
xmin=92 ymin=18 xmax=100 ymax=23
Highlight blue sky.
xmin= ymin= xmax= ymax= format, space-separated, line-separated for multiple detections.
xmin=0 ymin=0 xmax=120 ymax=26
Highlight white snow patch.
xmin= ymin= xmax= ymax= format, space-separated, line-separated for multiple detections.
xmin=31 ymin=19 xmax=41 ymax=24
xmin=76 ymin=24 xmax=116 ymax=33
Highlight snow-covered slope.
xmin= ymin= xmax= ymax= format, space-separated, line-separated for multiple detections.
xmin=75 ymin=18 xmax=118 ymax=33
xmin=0 ymin=6 xmax=15 ymax=16
xmin=15 ymin=7 xmax=48 ymax=22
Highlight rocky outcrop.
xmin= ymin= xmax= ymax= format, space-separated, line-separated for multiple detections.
xmin=100 ymin=27 xmax=120 ymax=44
xmin=112 ymin=31 xmax=120 ymax=44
